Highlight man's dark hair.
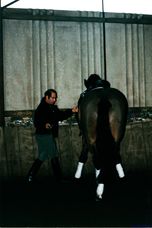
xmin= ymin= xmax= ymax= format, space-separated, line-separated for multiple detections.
xmin=44 ymin=89 xmax=57 ymax=99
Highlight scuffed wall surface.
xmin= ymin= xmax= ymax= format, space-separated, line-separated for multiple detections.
xmin=106 ymin=23 xmax=152 ymax=107
xmin=3 ymin=10 xmax=152 ymax=111
xmin=3 ymin=19 xmax=104 ymax=110
xmin=0 ymin=121 xmax=152 ymax=179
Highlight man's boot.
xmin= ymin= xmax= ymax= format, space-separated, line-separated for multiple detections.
xmin=51 ymin=157 xmax=62 ymax=181
xmin=26 ymin=159 xmax=43 ymax=183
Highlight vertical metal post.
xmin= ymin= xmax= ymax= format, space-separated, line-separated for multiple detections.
xmin=102 ymin=0 xmax=107 ymax=80
xmin=0 ymin=0 xmax=5 ymax=126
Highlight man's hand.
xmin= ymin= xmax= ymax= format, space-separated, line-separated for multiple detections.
xmin=45 ymin=123 xmax=52 ymax=129
xmin=72 ymin=106 xmax=78 ymax=113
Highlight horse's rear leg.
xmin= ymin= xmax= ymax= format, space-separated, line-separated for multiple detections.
xmin=114 ymin=142 xmax=125 ymax=178
xmin=96 ymin=183 xmax=104 ymax=199
xmin=116 ymin=163 xmax=125 ymax=178
xmin=75 ymin=162 xmax=84 ymax=178
xmin=75 ymin=136 xmax=88 ymax=179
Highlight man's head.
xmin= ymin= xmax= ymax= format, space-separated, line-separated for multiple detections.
xmin=44 ymin=89 xmax=57 ymax=105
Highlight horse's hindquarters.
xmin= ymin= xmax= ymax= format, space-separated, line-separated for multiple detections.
xmin=81 ymin=105 xmax=100 ymax=146
xmin=79 ymin=88 xmax=128 ymax=145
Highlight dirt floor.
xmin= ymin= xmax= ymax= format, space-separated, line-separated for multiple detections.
xmin=0 ymin=172 xmax=152 ymax=227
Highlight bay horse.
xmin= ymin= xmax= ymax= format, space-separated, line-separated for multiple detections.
xmin=75 ymin=74 xmax=128 ymax=199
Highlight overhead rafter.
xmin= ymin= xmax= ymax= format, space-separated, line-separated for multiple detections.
xmin=2 ymin=0 xmax=20 ymax=8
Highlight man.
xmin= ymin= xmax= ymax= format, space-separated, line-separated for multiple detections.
xmin=26 ymin=88 xmax=77 ymax=183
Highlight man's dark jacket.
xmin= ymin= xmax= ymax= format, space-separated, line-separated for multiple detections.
xmin=34 ymin=97 xmax=73 ymax=137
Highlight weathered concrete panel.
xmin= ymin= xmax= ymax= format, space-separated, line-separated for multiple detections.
xmin=2 ymin=10 xmax=152 ymax=111
xmin=121 ymin=122 xmax=152 ymax=172
xmin=0 ymin=121 xmax=152 ymax=180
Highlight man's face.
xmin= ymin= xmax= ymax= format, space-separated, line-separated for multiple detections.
xmin=46 ymin=92 xmax=57 ymax=105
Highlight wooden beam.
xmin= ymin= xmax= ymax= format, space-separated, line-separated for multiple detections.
xmin=2 ymin=8 xmax=152 ymax=25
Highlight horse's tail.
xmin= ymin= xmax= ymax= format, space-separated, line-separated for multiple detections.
xmin=96 ymin=97 xmax=115 ymax=165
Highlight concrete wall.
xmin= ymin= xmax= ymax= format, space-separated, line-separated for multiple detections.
xmin=2 ymin=9 xmax=152 ymax=111
xmin=1 ymin=9 xmax=152 ymax=180
xmin=0 ymin=120 xmax=152 ymax=179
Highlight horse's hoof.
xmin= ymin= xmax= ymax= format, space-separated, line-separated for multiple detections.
xmin=96 ymin=183 xmax=104 ymax=199
xmin=95 ymin=195 xmax=102 ymax=202
xmin=74 ymin=177 xmax=82 ymax=183
xmin=74 ymin=175 xmax=81 ymax=179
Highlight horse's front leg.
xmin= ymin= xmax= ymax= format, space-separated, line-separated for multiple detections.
xmin=95 ymin=170 xmax=105 ymax=199
xmin=92 ymin=145 xmax=104 ymax=199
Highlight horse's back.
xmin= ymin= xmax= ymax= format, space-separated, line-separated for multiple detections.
xmin=80 ymin=87 xmax=127 ymax=107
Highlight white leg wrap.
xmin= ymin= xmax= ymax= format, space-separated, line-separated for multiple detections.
xmin=96 ymin=183 xmax=104 ymax=199
xmin=75 ymin=162 xmax=84 ymax=179
xmin=95 ymin=169 xmax=100 ymax=178
xmin=116 ymin=163 xmax=125 ymax=178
